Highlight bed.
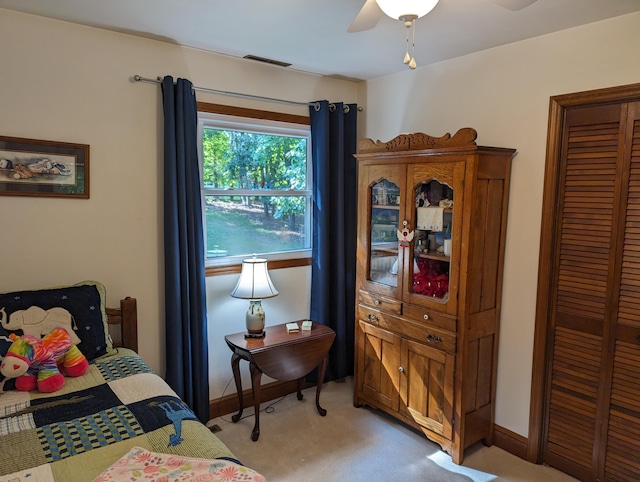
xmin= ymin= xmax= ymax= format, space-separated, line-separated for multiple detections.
xmin=0 ymin=281 xmax=264 ymax=481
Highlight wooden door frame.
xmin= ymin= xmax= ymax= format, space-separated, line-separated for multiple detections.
xmin=527 ymin=83 xmax=640 ymax=463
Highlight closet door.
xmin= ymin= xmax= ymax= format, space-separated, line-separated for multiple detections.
xmin=604 ymin=102 xmax=640 ymax=481
xmin=541 ymin=103 xmax=626 ymax=480
xmin=532 ymin=84 xmax=640 ymax=481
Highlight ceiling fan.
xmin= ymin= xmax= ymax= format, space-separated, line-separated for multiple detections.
xmin=348 ymin=0 xmax=538 ymax=33
xmin=348 ymin=0 xmax=537 ymax=69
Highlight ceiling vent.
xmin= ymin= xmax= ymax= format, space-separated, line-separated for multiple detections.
xmin=243 ymin=55 xmax=291 ymax=68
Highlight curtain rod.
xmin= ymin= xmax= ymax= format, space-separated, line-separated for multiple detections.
xmin=132 ymin=75 xmax=360 ymax=112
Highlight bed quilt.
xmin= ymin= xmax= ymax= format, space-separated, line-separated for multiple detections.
xmin=0 ymin=349 xmax=246 ymax=482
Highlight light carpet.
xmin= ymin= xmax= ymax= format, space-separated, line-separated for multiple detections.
xmin=209 ymin=377 xmax=577 ymax=482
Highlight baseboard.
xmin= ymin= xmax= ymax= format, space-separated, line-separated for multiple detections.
xmin=493 ymin=424 xmax=529 ymax=461
xmin=209 ymin=379 xmax=314 ymax=420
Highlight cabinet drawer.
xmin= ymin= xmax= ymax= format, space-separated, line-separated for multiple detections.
xmin=358 ymin=305 xmax=456 ymax=354
xmin=403 ymin=303 xmax=456 ymax=333
xmin=358 ymin=290 xmax=402 ymax=315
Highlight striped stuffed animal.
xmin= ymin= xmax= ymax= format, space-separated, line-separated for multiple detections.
xmin=0 ymin=326 xmax=89 ymax=393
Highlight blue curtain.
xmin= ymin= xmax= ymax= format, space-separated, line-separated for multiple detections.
xmin=309 ymin=101 xmax=358 ymax=380
xmin=162 ymin=76 xmax=210 ymax=423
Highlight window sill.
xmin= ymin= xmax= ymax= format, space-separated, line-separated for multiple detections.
xmin=205 ymin=257 xmax=311 ymax=277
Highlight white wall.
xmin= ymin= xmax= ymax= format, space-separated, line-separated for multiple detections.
xmin=0 ymin=10 xmax=357 ymax=399
xmin=206 ymin=267 xmax=311 ymax=399
xmin=362 ymin=12 xmax=640 ymax=436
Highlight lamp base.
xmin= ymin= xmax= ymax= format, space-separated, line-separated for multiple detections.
xmin=245 ymin=299 xmax=266 ymax=338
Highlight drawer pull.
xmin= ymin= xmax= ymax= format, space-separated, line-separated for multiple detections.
xmin=423 ymin=314 xmax=430 ymax=321
xmin=426 ymin=334 xmax=442 ymax=344
xmin=399 ymin=366 xmax=404 ymax=372
xmin=374 ymin=300 xmax=380 ymax=306
xmin=367 ymin=314 xmax=379 ymax=323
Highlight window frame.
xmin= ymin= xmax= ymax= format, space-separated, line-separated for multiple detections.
xmin=197 ymin=102 xmax=312 ymax=276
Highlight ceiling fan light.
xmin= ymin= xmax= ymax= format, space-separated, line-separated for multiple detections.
xmin=375 ymin=0 xmax=440 ymax=20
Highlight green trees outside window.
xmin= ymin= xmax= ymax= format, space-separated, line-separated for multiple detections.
xmin=201 ymin=125 xmax=311 ymax=261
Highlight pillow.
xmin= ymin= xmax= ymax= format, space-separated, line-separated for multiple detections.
xmin=0 ymin=281 xmax=114 ymax=364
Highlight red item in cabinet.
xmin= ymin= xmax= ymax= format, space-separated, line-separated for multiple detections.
xmin=413 ymin=258 xmax=449 ymax=298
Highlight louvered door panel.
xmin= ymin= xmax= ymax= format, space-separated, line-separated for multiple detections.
xmin=604 ymin=340 xmax=640 ymax=481
xmin=603 ymin=113 xmax=640 ymax=480
xmin=544 ymin=105 xmax=622 ymax=478
xmin=546 ymin=326 xmax=601 ymax=469
xmin=618 ymin=118 xmax=640 ymax=329
xmin=555 ymin=122 xmax=618 ymax=322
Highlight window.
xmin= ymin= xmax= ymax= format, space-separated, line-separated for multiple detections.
xmin=198 ymin=106 xmax=312 ymax=268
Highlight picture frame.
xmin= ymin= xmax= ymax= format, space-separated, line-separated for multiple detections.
xmin=0 ymin=135 xmax=89 ymax=198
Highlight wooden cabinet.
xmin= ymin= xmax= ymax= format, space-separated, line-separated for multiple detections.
xmin=353 ymin=128 xmax=515 ymax=464
xmin=532 ymin=85 xmax=640 ymax=481
xmin=357 ymin=319 xmax=455 ymax=439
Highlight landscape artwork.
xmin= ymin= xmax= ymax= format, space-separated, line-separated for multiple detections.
xmin=0 ymin=136 xmax=89 ymax=198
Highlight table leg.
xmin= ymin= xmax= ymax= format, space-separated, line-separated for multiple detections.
xmin=315 ymin=355 xmax=329 ymax=416
xmin=249 ymin=361 xmax=262 ymax=441
xmin=296 ymin=378 xmax=303 ymax=401
xmin=230 ymin=353 xmax=243 ymax=423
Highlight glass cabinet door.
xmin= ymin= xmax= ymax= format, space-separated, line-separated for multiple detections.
xmin=360 ymin=164 xmax=406 ymax=299
xmin=411 ymin=179 xmax=453 ymax=299
xmin=403 ymin=162 xmax=465 ymax=315
xmin=369 ymin=178 xmax=401 ymax=288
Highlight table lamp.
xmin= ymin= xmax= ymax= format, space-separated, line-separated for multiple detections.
xmin=231 ymin=256 xmax=279 ymax=338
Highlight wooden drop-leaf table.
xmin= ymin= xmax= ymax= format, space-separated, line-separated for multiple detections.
xmin=224 ymin=321 xmax=336 ymax=441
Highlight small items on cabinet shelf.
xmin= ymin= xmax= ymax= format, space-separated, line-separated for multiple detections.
xmin=372 ymin=179 xmax=400 ymax=207
xmin=372 ymin=247 xmax=398 ymax=256
xmin=372 ymin=205 xmax=398 ymax=210
xmin=416 ymin=252 xmax=450 ymax=262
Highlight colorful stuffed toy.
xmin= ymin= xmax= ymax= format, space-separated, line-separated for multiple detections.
xmin=0 ymin=326 xmax=89 ymax=393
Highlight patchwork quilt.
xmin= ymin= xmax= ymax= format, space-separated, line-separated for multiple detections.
xmin=0 ymin=349 xmax=248 ymax=482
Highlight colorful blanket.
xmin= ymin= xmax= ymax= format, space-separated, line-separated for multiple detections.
xmin=0 ymin=349 xmax=249 ymax=482
xmin=93 ymin=446 xmax=266 ymax=481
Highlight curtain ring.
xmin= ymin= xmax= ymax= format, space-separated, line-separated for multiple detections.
xmin=314 ymin=102 xmax=321 ymax=112
xmin=329 ymin=103 xmax=336 ymax=112
xmin=343 ymin=105 xmax=350 ymax=114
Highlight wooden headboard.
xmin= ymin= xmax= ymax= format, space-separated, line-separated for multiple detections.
xmin=106 ymin=297 xmax=138 ymax=353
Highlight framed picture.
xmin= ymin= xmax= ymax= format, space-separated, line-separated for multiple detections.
xmin=0 ymin=136 xmax=89 ymax=198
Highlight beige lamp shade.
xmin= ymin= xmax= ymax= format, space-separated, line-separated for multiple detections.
xmin=231 ymin=257 xmax=278 ymax=337
xmin=231 ymin=257 xmax=279 ymax=300
xmin=376 ymin=0 xmax=439 ymax=20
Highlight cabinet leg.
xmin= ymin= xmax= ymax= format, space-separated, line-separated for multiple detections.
xmin=315 ymin=355 xmax=328 ymax=416
xmin=230 ymin=353 xmax=243 ymax=423
xmin=249 ymin=361 xmax=262 ymax=441
xmin=451 ymin=449 xmax=464 ymax=465
xmin=482 ymin=435 xmax=494 ymax=447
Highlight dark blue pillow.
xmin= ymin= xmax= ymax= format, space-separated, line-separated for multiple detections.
xmin=0 ymin=281 xmax=113 ymax=364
